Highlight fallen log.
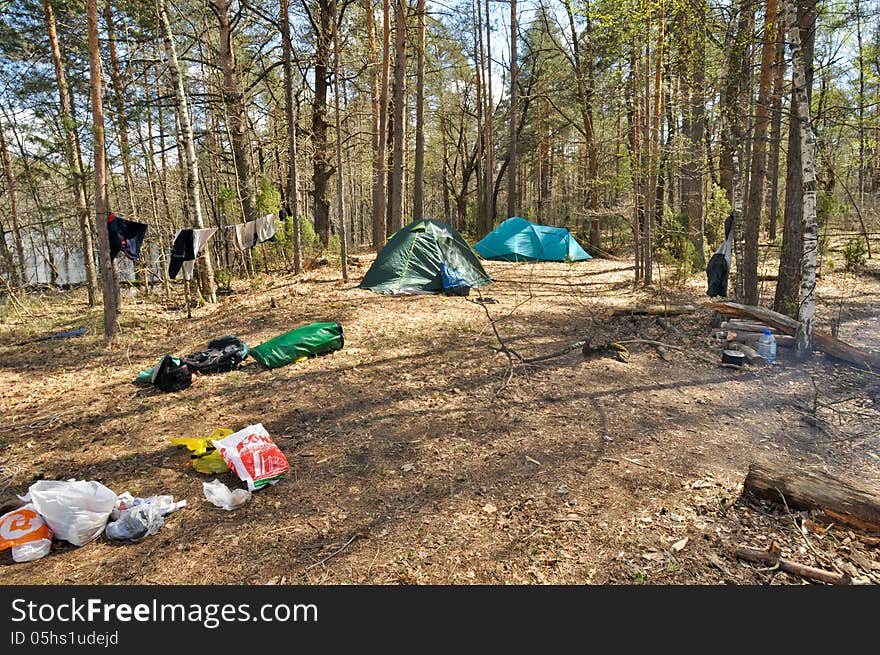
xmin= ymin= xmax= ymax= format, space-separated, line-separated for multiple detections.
xmin=735 ymin=542 xmax=850 ymax=585
xmin=743 ymin=461 xmax=880 ymax=535
xmin=611 ymin=304 xmax=695 ymax=317
xmin=709 ymin=301 xmax=880 ymax=370
xmin=726 ymin=331 xmax=796 ymax=348
xmin=721 ymin=319 xmax=778 ymax=333
xmin=729 ymin=343 xmax=766 ymax=365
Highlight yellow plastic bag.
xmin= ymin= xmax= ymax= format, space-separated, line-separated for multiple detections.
xmin=170 ymin=428 xmax=233 ymax=473
xmin=192 ymin=450 xmax=229 ymax=474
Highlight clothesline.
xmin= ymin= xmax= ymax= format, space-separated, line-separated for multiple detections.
xmin=107 ymin=210 xmax=281 ymax=282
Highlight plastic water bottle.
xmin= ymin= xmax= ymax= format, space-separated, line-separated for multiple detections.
xmin=757 ymin=329 xmax=777 ymax=364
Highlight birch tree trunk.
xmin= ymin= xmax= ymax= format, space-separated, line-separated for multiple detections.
xmin=785 ymin=0 xmax=818 ymax=357
xmin=774 ymin=0 xmax=815 ymax=316
xmin=86 ymin=0 xmax=118 ymax=336
xmin=157 ymin=0 xmax=216 ymax=302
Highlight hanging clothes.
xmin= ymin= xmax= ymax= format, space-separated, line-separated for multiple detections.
xmin=231 ymin=221 xmax=258 ymax=251
xmin=256 ymin=214 xmax=277 ymax=243
xmin=168 ymin=229 xmax=194 ymax=280
xmin=706 ymin=212 xmax=735 ymax=298
xmin=108 ymin=212 xmax=148 ymax=261
xmin=169 ymin=228 xmax=217 ymax=280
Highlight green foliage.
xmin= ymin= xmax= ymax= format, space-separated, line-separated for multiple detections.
xmin=705 ymin=182 xmax=730 ymax=247
xmin=214 ymin=268 xmax=233 ymax=291
xmin=656 ymin=209 xmax=698 ymax=283
xmin=256 ymin=176 xmax=281 ymax=217
xmin=843 ymin=238 xmax=867 ymax=273
xmin=216 ymin=186 xmax=237 ymax=214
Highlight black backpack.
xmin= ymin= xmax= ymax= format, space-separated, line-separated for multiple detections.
xmin=181 ymin=336 xmax=249 ymax=374
xmin=152 ymin=354 xmax=192 ymax=392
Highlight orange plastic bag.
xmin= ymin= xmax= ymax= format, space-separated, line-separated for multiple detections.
xmin=0 ymin=504 xmax=53 ymax=562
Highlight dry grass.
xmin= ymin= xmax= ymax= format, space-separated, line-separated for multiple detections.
xmin=1 ymin=253 xmax=878 ymax=584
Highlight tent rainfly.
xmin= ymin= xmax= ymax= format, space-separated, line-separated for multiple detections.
xmin=359 ymin=219 xmax=492 ymax=294
xmin=473 ymin=216 xmax=592 ymax=262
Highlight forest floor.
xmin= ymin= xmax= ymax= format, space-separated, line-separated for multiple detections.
xmin=1 ymin=249 xmax=879 ymax=585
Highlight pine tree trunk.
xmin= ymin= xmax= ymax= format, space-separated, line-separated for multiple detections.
xmin=311 ymin=0 xmax=335 ymax=245
xmin=507 ymin=0 xmax=518 ymax=220
xmin=45 ymin=0 xmax=97 ymax=303
xmin=412 ymin=0 xmax=425 ymax=220
xmin=280 ymin=0 xmax=302 ymax=273
xmin=388 ymin=0 xmax=407 ymax=234
xmin=365 ymin=0 xmax=388 ymax=248
xmin=766 ymin=17 xmax=785 ymax=241
xmin=333 ymin=24 xmax=349 ymax=281
xmin=213 ymin=0 xmax=257 ymax=227
xmin=158 ymin=0 xmax=215 ymax=302
xmin=0 ymin=119 xmax=26 ymax=287
xmin=785 ymin=0 xmax=818 ymax=357
xmin=743 ymin=0 xmax=780 ymax=305
xmin=103 ymin=2 xmax=139 ymax=224
xmin=86 ymin=0 xmax=118 ymax=336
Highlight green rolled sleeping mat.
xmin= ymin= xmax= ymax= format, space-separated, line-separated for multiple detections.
xmin=249 ymin=321 xmax=344 ymax=369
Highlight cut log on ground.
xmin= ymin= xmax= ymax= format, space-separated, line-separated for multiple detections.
xmin=709 ymin=301 xmax=880 ymax=370
xmin=726 ymin=331 xmax=796 ymax=348
xmin=729 ymin=343 xmax=766 ymax=365
xmin=611 ymin=304 xmax=695 ymax=317
xmin=720 ymin=319 xmax=778 ymax=333
xmin=743 ymin=461 xmax=880 ymax=534
xmin=735 ymin=543 xmax=851 ymax=585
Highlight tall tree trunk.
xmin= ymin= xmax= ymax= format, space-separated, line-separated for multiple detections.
xmin=309 ymin=0 xmax=335 ymax=245
xmin=103 ymin=2 xmax=139 ymax=223
xmin=366 ymin=0 xmax=388 ymax=248
xmin=388 ymin=0 xmax=407 ymax=233
xmin=45 ymin=0 xmax=97 ymax=303
xmin=158 ymin=0 xmax=215 ymax=302
xmin=743 ymin=0 xmax=780 ymax=305
xmin=280 ymin=0 xmax=302 ymax=273
xmin=774 ymin=0 xmax=816 ymax=316
xmin=0 ymin=121 xmax=25 ymax=286
xmin=482 ymin=0 xmax=495 ymax=229
xmin=785 ymin=0 xmax=818 ymax=357
xmin=507 ymin=0 xmax=518 ymax=220
xmin=412 ymin=0 xmax=425 ymax=220
xmin=766 ymin=16 xmax=785 ymax=241
xmin=86 ymin=0 xmax=118 ymax=336
xmin=333 ymin=23 xmax=349 ymax=281
xmin=213 ymin=0 xmax=257 ymax=226
xmin=680 ymin=0 xmax=706 ymax=267
xmin=645 ymin=0 xmax=664 ymax=285
xmin=719 ymin=2 xmax=750 ymax=204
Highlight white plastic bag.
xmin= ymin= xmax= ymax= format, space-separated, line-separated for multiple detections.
xmin=212 ymin=423 xmax=289 ymax=491
xmin=203 ymin=479 xmax=250 ymax=511
xmin=21 ymin=480 xmax=117 ymax=547
xmin=105 ymin=503 xmax=164 ymax=541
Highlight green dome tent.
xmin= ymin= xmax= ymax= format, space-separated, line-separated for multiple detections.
xmin=359 ymin=219 xmax=492 ymax=294
xmin=473 ymin=216 xmax=592 ymax=262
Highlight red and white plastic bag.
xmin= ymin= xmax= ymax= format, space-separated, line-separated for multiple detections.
xmin=212 ymin=423 xmax=289 ymax=491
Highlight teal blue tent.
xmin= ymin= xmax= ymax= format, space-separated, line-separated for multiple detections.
xmin=473 ymin=217 xmax=592 ymax=262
